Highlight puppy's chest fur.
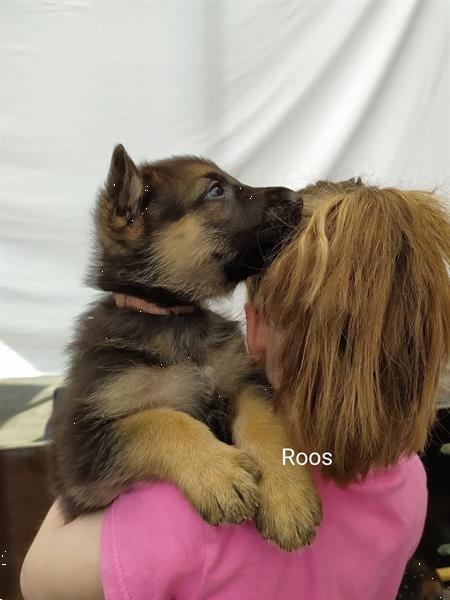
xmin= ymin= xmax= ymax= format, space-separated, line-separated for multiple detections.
xmin=59 ymin=295 xmax=257 ymax=445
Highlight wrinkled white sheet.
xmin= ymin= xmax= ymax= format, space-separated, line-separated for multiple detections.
xmin=2 ymin=0 xmax=449 ymax=376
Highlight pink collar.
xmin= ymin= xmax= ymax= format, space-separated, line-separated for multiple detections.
xmin=114 ymin=293 xmax=195 ymax=315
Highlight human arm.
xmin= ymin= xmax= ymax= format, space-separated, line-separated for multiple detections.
xmin=21 ymin=481 xmax=211 ymax=600
xmin=20 ymin=500 xmax=104 ymax=600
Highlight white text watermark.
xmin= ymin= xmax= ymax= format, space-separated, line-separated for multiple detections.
xmin=282 ymin=448 xmax=333 ymax=466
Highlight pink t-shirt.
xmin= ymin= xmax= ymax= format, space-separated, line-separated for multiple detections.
xmin=101 ymin=455 xmax=426 ymax=600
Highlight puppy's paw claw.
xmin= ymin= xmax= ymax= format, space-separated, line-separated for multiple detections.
xmin=186 ymin=447 xmax=261 ymax=526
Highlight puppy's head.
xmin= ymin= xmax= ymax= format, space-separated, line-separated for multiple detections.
xmin=91 ymin=144 xmax=301 ymax=303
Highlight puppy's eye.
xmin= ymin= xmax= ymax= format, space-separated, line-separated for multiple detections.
xmin=206 ymin=182 xmax=224 ymax=200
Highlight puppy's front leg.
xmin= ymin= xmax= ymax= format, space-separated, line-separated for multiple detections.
xmin=233 ymin=386 xmax=322 ymax=551
xmin=111 ymin=407 xmax=261 ymax=525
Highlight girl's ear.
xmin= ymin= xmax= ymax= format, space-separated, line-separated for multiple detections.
xmin=244 ymin=303 xmax=267 ymax=362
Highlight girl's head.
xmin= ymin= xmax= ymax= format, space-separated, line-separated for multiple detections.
xmin=246 ymin=179 xmax=450 ymax=484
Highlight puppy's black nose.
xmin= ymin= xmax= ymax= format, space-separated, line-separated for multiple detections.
xmin=265 ymin=186 xmax=300 ymax=210
xmin=264 ymin=186 xmax=302 ymax=227
xmin=265 ymin=186 xmax=293 ymax=202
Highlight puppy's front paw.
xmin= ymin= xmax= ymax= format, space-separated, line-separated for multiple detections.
xmin=256 ymin=465 xmax=322 ymax=551
xmin=183 ymin=445 xmax=262 ymax=526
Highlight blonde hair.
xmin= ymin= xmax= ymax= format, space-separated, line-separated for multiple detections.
xmin=256 ymin=180 xmax=450 ymax=483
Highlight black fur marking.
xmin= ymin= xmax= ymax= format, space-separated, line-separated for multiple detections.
xmin=92 ymin=245 xmax=199 ymax=306
xmin=197 ymin=393 xmax=233 ymax=445
xmin=223 ymin=231 xmax=276 ymax=283
xmin=66 ymin=405 xmax=120 ymax=484
xmin=157 ymin=198 xmax=186 ymax=224
xmin=201 ymin=172 xmax=230 ymax=186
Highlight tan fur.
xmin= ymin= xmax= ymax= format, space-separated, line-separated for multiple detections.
xmin=129 ymin=171 xmax=144 ymax=206
xmin=98 ymin=197 xmax=145 ymax=252
xmin=206 ymin=338 xmax=259 ymax=398
xmin=111 ymin=214 xmax=144 ymax=238
xmin=114 ymin=407 xmax=261 ymax=524
xmin=153 ymin=215 xmax=215 ymax=267
xmin=90 ymin=364 xmax=217 ymax=419
xmin=233 ymin=386 xmax=322 ymax=550
xmin=148 ymin=328 xmax=250 ymax=391
xmin=150 ymin=214 xmax=229 ymax=299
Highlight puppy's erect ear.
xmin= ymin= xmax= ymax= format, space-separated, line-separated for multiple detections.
xmin=106 ymin=144 xmax=144 ymax=224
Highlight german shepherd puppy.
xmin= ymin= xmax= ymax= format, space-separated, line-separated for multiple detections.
xmin=52 ymin=144 xmax=322 ymax=551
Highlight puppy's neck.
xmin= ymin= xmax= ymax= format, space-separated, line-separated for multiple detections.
xmin=114 ymin=293 xmax=195 ymax=316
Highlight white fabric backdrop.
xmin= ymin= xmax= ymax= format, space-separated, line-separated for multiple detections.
xmin=2 ymin=0 xmax=449 ymax=376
